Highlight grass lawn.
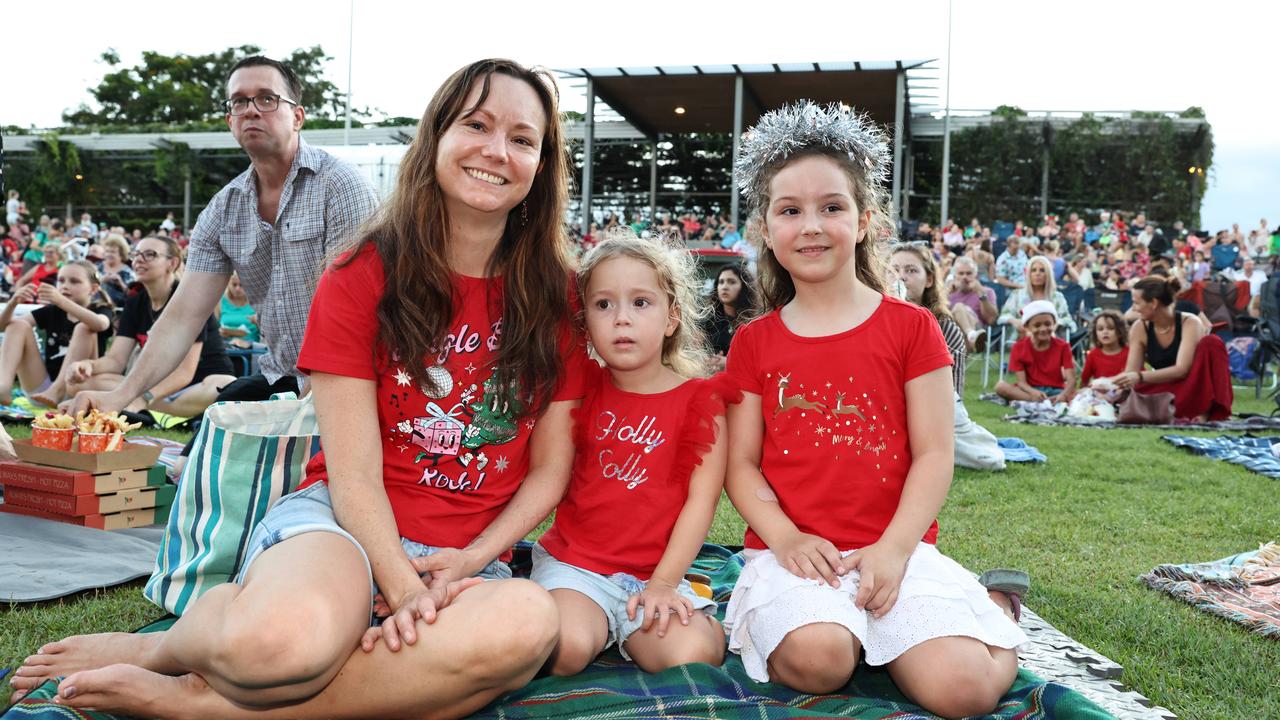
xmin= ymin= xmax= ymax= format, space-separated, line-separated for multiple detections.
xmin=3 ymin=370 xmax=1279 ymax=718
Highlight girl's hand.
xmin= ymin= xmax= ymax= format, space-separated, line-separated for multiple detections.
xmin=69 ymin=360 xmax=95 ymax=384
xmin=15 ymin=283 xmax=37 ymax=304
xmin=36 ymin=284 xmax=66 ymax=308
xmin=368 ymin=577 xmax=485 ymax=652
xmin=773 ymin=531 xmax=847 ymax=587
xmin=843 ymin=541 xmax=913 ymax=618
xmin=1112 ymin=371 xmax=1141 ymax=389
xmin=627 ymin=579 xmax=694 ymax=637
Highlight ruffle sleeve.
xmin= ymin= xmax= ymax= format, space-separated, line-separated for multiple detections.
xmin=667 ymin=372 xmax=744 ymax=488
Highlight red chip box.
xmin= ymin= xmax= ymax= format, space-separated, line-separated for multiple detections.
xmin=0 ymin=501 xmax=172 ymax=530
xmin=0 ymin=462 xmax=166 ymax=496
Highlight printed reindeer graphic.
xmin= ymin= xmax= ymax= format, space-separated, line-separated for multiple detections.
xmin=774 ymin=374 xmax=829 ymax=418
xmin=832 ymin=392 xmax=866 ymax=420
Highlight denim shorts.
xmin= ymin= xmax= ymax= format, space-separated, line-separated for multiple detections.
xmin=1032 ymin=385 xmax=1063 ymax=395
xmin=529 ymin=543 xmax=716 ymax=660
xmin=236 ymin=483 xmax=512 ymax=618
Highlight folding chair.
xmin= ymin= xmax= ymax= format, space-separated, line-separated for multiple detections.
xmin=1253 ymin=274 xmax=1280 ymax=400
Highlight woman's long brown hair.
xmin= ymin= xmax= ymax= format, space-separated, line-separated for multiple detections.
xmin=340 ymin=59 xmax=572 ymax=413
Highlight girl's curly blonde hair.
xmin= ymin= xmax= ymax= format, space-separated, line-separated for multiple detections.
xmin=577 ymin=228 xmax=711 ymax=378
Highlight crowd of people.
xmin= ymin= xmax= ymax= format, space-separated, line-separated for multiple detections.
xmin=2 ymin=52 xmax=1271 ymax=720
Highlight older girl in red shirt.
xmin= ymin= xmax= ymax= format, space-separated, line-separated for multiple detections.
xmin=534 ymin=231 xmax=734 ymax=674
xmin=723 ymin=103 xmax=1026 ymax=718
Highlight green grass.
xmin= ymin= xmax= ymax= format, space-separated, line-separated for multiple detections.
xmin=4 ymin=377 xmax=1280 ymax=718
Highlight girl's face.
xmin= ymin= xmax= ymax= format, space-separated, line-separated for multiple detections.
xmin=1094 ymin=317 xmax=1120 ymax=348
xmin=716 ymin=269 xmax=742 ymax=306
xmin=762 ymin=155 xmax=869 ymax=289
xmin=584 ymin=256 xmax=677 ymax=374
xmin=1028 ymin=261 xmax=1048 ymax=288
xmin=889 ymin=251 xmax=930 ymax=304
xmin=435 ymin=74 xmax=546 ymax=221
xmin=55 ymin=266 xmax=95 ymax=306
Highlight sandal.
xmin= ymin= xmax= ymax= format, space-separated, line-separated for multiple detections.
xmin=979 ymin=568 xmax=1030 ymax=622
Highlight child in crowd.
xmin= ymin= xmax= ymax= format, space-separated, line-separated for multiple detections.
xmin=0 ymin=261 xmax=114 ymax=407
xmin=995 ymin=300 xmax=1076 ymax=403
xmin=1080 ymin=310 xmax=1128 ymax=387
xmin=532 ymin=232 xmax=731 ymax=675
xmin=722 ymin=103 xmax=1026 ymax=718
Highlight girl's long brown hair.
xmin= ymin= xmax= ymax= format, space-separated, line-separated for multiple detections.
xmin=889 ymin=243 xmax=951 ymax=323
xmin=340 ymin=59 xmax=572 ymax=413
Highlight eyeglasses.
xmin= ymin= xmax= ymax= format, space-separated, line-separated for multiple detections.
xmin=224 ymin=93 xmax=299 ymax=116
xmin=129 ymin=250 xmax=170 ymax=262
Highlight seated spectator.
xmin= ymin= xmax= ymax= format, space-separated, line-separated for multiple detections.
xmin=701 ymin=262 xmax=759 ymax=372
xmin=1227 ymin=257 xmax=1268 ymax=297
xmin=0 ymin=261 xmax=114 ymax=407
xmin=63 ymin=235 xmax=236 ymax=419
xmin=1079 ymin=310 xmax=1129 ymax=386
xmin=966 ymin=234 xmax=997 ymax=283
xmin=218 ymin=272 xmax=260 ymax=347
xmin=890 ymin=243 xmax=966 ymax=393
xmin=995 ymin=300 xmax=1076 ymax=403
xmin=947 ymin=256 xmax=997 ymax=351
xmin=994 ymin=235 xmax=1028 ymax=290
xmin=718 ymin=223 xmax=742 ymax=249
xmin=97 ymin=234 xmax=136 ymax=307
xmin=1113 ymin=276 xmax=1232 ymax=421
xmin=16 ymin=243 xmax=62 ymax=288
xmin=998 ymin=255 xmax=1076 ymax=335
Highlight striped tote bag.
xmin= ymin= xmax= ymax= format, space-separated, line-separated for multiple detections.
xmin=145 ymin=394 xmax=320 ymax=615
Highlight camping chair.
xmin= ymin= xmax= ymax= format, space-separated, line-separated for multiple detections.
xmin=1200 ymin=278 xmax=1254 ymax=337
xmin=1094 ymin=288 xmax=1130 ymax=315
xmin=1251 ymin=274 xmax=1280 ymax=400
xmin=1211 ymin=243 xmax=1240 ymax=272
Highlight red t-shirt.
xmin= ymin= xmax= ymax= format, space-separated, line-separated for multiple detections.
xmin=1080 ymin=346 xmax=1127 ymax=386
xmin=539 ymin=366 xmax=734 ymax=579
xmin=296 ymin=245 xmax=588 ymax=554
xmin=725 ymin=296 xmax=952 ymax=552
xmin=1008 ymin=336 xmax=1074 ymax=388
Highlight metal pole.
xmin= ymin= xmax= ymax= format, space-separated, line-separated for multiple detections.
xmin=649 ymin=140 xmax=658 ymax=223
xmin=1040 ymin=123 xmax=1051 ymax=219
xmin=183 ymin=168 xmax=192 ymax=232
xmin=730 ymin=74 xmax=744 ymax=225
xmin=581 ymin=79 xmax=595 ymax=234
xmin=940 ymin=0 xmax=953 ymax=225
xmin=343 ymin=0 xmax=354 ymax=146
xmin=891 ymin=70 xmax=905 ymax=223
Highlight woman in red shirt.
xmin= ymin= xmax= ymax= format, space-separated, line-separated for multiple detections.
xmin=15 ymin=59 xmax=587 ymax=720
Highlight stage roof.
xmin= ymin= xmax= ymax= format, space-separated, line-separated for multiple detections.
xmin=556 ymin=60 xmax=939 ymax=137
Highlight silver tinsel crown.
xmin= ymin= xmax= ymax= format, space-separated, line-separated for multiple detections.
xmin=735 ymin=101 xmax=891 ymax=208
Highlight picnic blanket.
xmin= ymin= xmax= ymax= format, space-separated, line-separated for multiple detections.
xmin=0 ymin=514 xmax=164 ymax=602
xmin=998 ymin=437 xmax=1047 ymax=463
xmin=126 ymin=436 xmax=188 ymax=480
xmin=1141 ymin=542 xmax=1280 ymax=639
xmin=980 ymin=393 xmax=1280 ymax=431
xmin=2 ymin=545 xmax=1116 ymax=720
xmin=1161 ymin=434 xmax=1280 ymax=479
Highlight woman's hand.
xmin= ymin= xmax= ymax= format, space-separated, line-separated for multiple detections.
xmin=772 ymin=531 xmax=847 ymax=587
xmin=361 ymin=577 xmax=485 ymax=652
xmin=410 ymin=547 xmax=484 ymax=590
xmin=627 ymin=579 xmax=693 ymax=637
xmin=843 ymin=541 xmax=913 ymax=618
xmin=1112 ymin=371 xmax=1142 ymax=389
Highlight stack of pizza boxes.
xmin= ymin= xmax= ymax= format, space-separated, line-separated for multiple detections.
xmin=0 ymin=438 xmax=173 ymax=530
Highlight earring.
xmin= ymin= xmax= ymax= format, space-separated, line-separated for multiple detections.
xmin=521 ymin=201 xmax=529 ymax=227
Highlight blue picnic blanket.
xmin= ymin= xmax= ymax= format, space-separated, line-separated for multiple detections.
xmin=998 ymin=437 xmax=1047 ymax=463
xmin=1161 ymin=434 xmax=1280 ymax=479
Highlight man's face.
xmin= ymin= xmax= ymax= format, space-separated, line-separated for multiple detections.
xmin=225 ymin=66 xmax=304 ymax=157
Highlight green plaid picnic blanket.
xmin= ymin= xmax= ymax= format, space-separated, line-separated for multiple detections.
xmin=3 ymin=545 xmax=1112 ymax=719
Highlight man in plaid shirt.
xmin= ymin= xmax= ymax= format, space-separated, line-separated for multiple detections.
xmin=69 ymin=55 xmax=378 ymax=423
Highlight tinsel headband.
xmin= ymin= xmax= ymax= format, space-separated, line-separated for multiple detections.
xmin=734 ymin=101 xmax=891 ymax=209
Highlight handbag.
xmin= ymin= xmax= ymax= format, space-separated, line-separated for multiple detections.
xmin=1117 ymin=389 xmax=1175 ymax=424
xmin=144 ymin=393 xmax=319 ymax=615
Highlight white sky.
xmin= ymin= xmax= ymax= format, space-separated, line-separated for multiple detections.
xmin=6 ymin=0 xmax=1277 ymax=230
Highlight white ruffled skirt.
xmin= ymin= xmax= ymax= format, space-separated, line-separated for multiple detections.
xmin=723 ymin=543 xmax=1027 ymax=682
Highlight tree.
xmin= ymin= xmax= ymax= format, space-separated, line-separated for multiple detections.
xmin=62 ymin=45 xmax=352 ymax=129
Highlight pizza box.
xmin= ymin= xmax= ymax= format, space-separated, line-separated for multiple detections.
xmin=13 ymin=439 xmax=163 ymax=472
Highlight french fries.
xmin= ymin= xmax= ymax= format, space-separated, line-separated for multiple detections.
xmin=75 ymin=409 xmax=143 ymax=435
xmin=32 ymin=411 xmax=75 ymax=430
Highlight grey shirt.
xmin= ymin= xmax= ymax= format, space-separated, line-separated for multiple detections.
xmin=187 ymin=140 xmax=379 ymax=382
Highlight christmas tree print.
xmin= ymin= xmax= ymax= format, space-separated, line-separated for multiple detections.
xmin=462 ymin=375 xmax=524 ymax=449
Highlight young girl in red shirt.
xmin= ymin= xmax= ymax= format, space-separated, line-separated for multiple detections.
xmin=533 ymin=231 xmax=734 ymax=674
xmin=1080 ymin=309 xmax=1129 ymax=386
xmin=722 ymin=103 xmax=1026 ymax=717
